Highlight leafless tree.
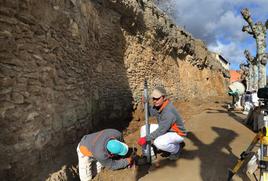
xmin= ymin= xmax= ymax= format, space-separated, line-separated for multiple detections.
xmin=241 ymin=8 xmax=268 ymax=89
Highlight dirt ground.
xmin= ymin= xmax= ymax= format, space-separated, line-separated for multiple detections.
xmin=92 ymin=96 xmax=257 ymax=181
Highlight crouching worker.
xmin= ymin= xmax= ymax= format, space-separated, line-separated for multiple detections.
xmin=138 ymin=86 xmax=187 ymax=160
xmin=77 ymin=129 xmax=132 ymax=181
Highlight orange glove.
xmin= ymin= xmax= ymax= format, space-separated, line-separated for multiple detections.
xmin=137 ymin=137 xmax=146 ymax=146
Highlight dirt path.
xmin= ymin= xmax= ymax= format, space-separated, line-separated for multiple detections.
xmin=93 ymin=97 xmax=256 ymax=181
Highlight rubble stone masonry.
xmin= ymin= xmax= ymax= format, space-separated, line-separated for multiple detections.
xmin=0 ymin=0 xmax=228 ymax=180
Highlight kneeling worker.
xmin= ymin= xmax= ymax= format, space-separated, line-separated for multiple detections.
xmin=138 ymin=86 xmax=187 ymax=160
xmin=77 ymin=128 xmax=132 ymax=181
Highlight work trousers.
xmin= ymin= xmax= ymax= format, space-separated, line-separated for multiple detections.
xmin=76 ymin=144 xmax=103 ymax=181
xmin=140 ymin=124 xmax=184 ymax=155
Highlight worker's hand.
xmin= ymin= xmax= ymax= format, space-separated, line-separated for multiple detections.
xmin=126 ymin=157 xmax=134 ymax=168
xmin=137 ymin=137 xmax=146 ymax=146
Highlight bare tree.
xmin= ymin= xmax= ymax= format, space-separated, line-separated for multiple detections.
xmin=244 ymin=49 xmax=258 ymax=90
xmin=241 ymin=8 xmax=268 ymax=89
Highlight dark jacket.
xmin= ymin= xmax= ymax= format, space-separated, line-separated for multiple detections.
xmin=79 ymin=129 xmax=129 ymax=170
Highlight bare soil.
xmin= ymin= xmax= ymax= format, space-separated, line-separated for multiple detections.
xmin=92 ymin=96 xmax=257 ymax=181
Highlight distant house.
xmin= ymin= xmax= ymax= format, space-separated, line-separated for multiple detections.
xmin=229 ymin=70 xmax=241 ymax=83
xmin=211 ymin=52 xmax=230 ymax=70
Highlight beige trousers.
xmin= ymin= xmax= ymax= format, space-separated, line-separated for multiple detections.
xmin=76 ymin=144 xmax=103 ymax=181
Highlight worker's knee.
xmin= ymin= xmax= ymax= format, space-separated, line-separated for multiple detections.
xmin=154 ymin=137 xmax=168 ymax=150
xmin=140 ymin=125 xmax=146 ymax=137
xmin=140 ymin=124 xmax=159 ymax=137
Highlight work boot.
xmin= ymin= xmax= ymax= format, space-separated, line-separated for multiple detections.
xmin=180 ymin=141 xmax=186 ymax=149
xmin=135 ymin=156 xmax=149 ymax=166
xmin=159 ymin=150 xmax=170 ymax=157
xmin=168 ymin=150 xmax=181 ymax=160
xmin=168 ymin=142 xmax=185 ymax=161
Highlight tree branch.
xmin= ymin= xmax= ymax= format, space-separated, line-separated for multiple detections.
xmin=241 ymin=8 xmax=254 ymax=30
xmin=244 ymin=50 xmax=254 ymax=63
xmin=242 ymin=25 xmax=253 ymax=34
xmin=262 ymin=53 xmax=268 ymax=65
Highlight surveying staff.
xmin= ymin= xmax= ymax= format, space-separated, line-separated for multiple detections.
xmin=138 ymin=86 xmax=187 ymax=160
xmin=77 ymin=129 xmax=132 ymax=181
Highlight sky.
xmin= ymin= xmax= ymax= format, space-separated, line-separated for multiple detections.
xmin=157 ymin=0 xmax=268 ymax=70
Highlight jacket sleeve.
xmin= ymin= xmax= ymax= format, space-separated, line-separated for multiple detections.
xmin=149 ymin=113 xmax=175 ymax=140
xmin=98 ymin=158 xmax=129 ymax=170
xmin=148 ymin=105 xmax=158 ymax=117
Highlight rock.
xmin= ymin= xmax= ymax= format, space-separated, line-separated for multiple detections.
xmin=35 ymin=130 xmax=51 ymax=149
xmin=11 ymin=92 xmax=24 ymax=104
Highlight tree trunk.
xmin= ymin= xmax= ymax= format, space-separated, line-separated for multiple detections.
xmin=256 ymin=25 xmax=267 ymax=88
xmin=258 ymin=63 xmax=266 ymax=88
xmin=248 ymin=64 xmax=253 ymax=90
xmin=253 ymin=64 xmax=258 ymax=90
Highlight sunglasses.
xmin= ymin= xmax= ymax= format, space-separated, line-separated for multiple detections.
xmin=152 ymin=97 xmax=162 ymax=101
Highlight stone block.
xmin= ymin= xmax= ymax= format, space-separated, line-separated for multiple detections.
xmin=11 ymin=92 xmax=24 ymax=104
xmin=0 ymin=101 xmax=15 ymax=118
xmin=62 ymin=108 xmax=77 ymax=128
xmin=35 ymin=130 xmax=52 ymax=149
xmin=52 ymin=113 xmax=63 ymax=131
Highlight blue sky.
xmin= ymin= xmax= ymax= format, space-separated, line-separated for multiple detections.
xmin=157 ymin=0 xmax=268 ymax=70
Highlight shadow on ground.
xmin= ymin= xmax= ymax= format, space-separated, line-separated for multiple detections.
xmin=182 ymin=128 xmax=252 ymax=181
xmin=205 ymin=105 xmax=251 ymax=130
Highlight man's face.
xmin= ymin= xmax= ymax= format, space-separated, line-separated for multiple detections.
xmin=152 ymin=96 xmax=164 ymax=107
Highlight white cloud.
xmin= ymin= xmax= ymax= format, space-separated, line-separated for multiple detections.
xmin=208 ymin=41 xmax=244 ymax=68
xmin=157 ymin=0 xmax=268 ymax=70
xmin=216 ymin=11 xmax=246 ymax=40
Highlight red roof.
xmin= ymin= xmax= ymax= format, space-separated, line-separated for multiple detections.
xmin=229 ymin=70 xmax=241 ymax=83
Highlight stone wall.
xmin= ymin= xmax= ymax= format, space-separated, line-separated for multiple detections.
xmin=0 ymin=0 xmax=228 ymax=180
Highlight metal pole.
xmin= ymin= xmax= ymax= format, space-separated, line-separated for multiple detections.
xmin=144 ymin=79 xmax=151 ymax=164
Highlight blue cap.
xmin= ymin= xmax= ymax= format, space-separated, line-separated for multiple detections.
xmin=106 ymin=140 xmax=128 ymax=156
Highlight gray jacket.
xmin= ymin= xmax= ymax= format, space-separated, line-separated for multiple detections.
xmin=149 ymin=100 xmax=187 ymax=140
xmin=79 ymin=129 xmax=129 ymax=170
